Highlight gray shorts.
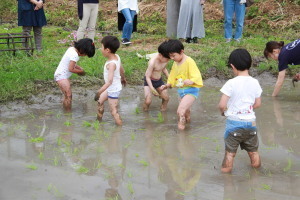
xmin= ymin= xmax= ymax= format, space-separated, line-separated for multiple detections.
xmin=225 ymin=128 xmax=259 ymax=153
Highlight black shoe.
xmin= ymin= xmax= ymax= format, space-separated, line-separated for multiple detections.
xmin=192 ymin=37 xmax=198 ymax=43
xmin=185 ymin=38 xmax=192 ymax=43
xmin=122 ymin=38 xmax=131 ymax=45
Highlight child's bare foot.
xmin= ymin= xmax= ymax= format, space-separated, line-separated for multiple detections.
xmin=143 ymin=102 xmax=150 ymax=111
xmin=115 ymin=118 xmax=122 ymax=126
xmin=178 ymin=115 xmax=186 ymax=130
xmin=160 ymin=104 xmax=167 ymax=112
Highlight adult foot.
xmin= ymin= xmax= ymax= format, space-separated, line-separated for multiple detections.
xmin=192 ymin=37 xmax=198 ymax=43
xmin=225 ymin=38 xmax=231 ymax=43
xmin=121 ymin=38 xmax=131 ymax=45
xmin=185 ymin=38 xmax=192 ymax=43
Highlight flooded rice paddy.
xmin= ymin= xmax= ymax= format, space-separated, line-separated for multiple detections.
xmin=0 ymin=80 xmax=300 ymax=200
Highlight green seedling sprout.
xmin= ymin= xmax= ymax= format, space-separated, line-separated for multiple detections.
xmin=130 ymin=133 xmax=136 ymax=141
xmin=38 ymin=152 xmax=44 ymax=160
xmin=53 ymin=156 xmax=59 ymax=166
xmin=157 ymin=112 xmax=164 ymax=123
xmin=76 ymin=166 xmax=89 ymax=174
xmin=26 ymin=164 xmax=38 ymax=170
xmin=28 ymin=137 xmax=44 ymax=143
xmin=64 ymin=120 xmax=72 ymax=127
xmin=127 ymin=182 xmax=134 ymax=194
xmin=283 ymin=158 xmax=292 ymax=172
xmin=260 ymin=184 xmax=271 ymax=190
xmin=127 ymin=171 xmax=133 ymax=178
xmin=82 ymin=121 xmax=92 ymax=127
xmin=138 ymin=159 xmax=149 ymax=166
xmin=135 ymin=107 xmax=140 ymax=114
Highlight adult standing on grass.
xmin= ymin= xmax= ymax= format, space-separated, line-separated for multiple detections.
xmin=223 ymin=0 xmax=246 ymax=43
xmin=17 ymin=0 xmax=47 ymax=51
xmin=264 ymin=39 xmax=300 ymax=97
xmin=77 ymin=0 xmax=99 ymax=41
xmin=118 ymin=0 xmax=139 ymax=45
xmin=177 ymin=0 xmax=205 ymax=43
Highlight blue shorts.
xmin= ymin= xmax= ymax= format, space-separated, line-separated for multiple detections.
xmin=224 ymin=119 xmax=259 ymax=153
xmin=108 ymin=91 xmax=121 ymax=99
xmin=177 ymin=87 xmax=200 ymax=99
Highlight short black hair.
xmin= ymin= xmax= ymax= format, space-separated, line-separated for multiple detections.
xmin=228 ymin=48 xmax=252 ymax=71
xmin=74 ymin=38 xmax=95 ymax=57
xmin=101 ymin=36 xmax=120 ymax=53
xmin=158 ymin=41 xmax=170 ymax=59
xmin=166 ymin=39 xmax=184 ymax=54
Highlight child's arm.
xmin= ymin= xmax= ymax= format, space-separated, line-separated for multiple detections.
xmin=120 ymin=65 xmax=127 ymax=87
xmin=160 ymin=83 xmax=172 ymax=91
xmin=68 ymin=61 xmax=85 ymax=75
xmin=218 ymin=94 xmax=229 ymax=116
xmin=253 ymin=97 xmax=261 ymax=109
xmin=162 ymin=67 xmax=169 ymax=79
xmin=145 ymin=62 xmax=159 ymax=96
xmin=94 ymin=63 xmax=116 ymax=101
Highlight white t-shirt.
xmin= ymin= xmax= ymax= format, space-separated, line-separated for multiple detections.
xmin=220 ymin=76 xmax=262 ymax=121
xmin=118 ymin=0 xmax=139 ymax=13
xmin=104 ymin=54 xmax=122 ymax=93
xmin=54 ymin=47 xmax=79 ymax=81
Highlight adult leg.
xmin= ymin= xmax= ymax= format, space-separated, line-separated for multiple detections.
xmin=143 ymin=86 xmax=152 ymax=111
xmin=234 ymin=0 xmax=246 ymax=40
xmin=121 ymin=8 xmax=134 ymax=41
xmin=86 ymin=3 xmax=99 ymax=41
xmin=33 ymin=26 xmax=43 ymax=51
xmin=77 ymin=3 xmax=92 ymax=40
xmin=191 ymin=0 xmax=205 ymax=39
xmin=157 ymin=87 xmax=169 ymax=111
xmin=97 ymin=91 xmax=108 ymax=121
xmin=108 ymin=98 xmax=122 ymax=126
xmin=177 ymin=95 xmax=196 ymax=130
xmin=247 ymin=151 xmax=261 ymax=168
xmin=221 ymin=151 xmax=236 ymax=173
xmin=22 ymin=26 xmax=32 ymax=48
xmin=223 ymin=0 xmax=235 ymax=40
xmin=177 ymin=0 xmax=192 ymax=39
xmin=57 ymin=79 xmax=72 ymax=112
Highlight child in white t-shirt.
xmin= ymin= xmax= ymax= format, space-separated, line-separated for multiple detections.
xmin=54 ymin=38 xmax=95 ymax=111
xmin=218 ymin=48 xmax=262 ymax=173
xmin=94 ymin=36 xmax=126 ymax=125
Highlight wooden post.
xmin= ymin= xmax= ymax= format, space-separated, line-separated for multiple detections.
xmin=166 ymin=0 xmax=181 ymax=38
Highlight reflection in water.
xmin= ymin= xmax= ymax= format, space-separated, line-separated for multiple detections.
xmin=0 ymin=86 xmax=299 ymax=199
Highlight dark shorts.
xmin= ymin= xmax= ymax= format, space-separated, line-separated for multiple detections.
xmin=144 ymin=76 xmax=164 ymax=89
xmin=224 ymin=119 xmax=259 ymax=153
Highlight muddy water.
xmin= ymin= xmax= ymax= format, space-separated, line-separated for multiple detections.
xmin=0 ymin=81 xmax=300 ymax=200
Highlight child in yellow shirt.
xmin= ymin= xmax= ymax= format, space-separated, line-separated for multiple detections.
xmin=161 ymin=39 xmax=203 ymax=130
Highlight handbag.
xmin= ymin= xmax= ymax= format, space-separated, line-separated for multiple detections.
xmin=246 ymin=0 xmax=255 ymax=7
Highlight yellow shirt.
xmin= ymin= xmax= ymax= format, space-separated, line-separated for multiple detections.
xmin=167 ymin=56 xmax=203 ymax=88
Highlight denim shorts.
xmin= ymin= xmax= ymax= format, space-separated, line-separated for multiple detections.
xmin=108 ymin=91 xmax=121 ymax=99
xmin=224 ymin=119 xmax=259 ymax=153
xmin=177 ymin=87 xmax=200 ymax=99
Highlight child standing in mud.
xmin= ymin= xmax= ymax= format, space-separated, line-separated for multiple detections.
xmin=161 ymin=39 xmax=203 ymax=130
xmin=54 ymin=38 xmax=95 ymax=111
xmin=218 ymin=49 xmax=262 ymax=173
xmin=94 ymin=36 xmax=126 ymax=125
xmin=143 ymin=41 xmax=170 ymax=111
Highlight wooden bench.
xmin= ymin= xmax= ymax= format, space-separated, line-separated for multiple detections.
xmin=0 ymin=33 xmax=35 ymax=56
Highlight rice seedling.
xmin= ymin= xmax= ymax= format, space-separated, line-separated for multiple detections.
xmin=53 ymin=156 xmax=59 ymax=166
xmin=135 ymin=107 xmax=140 ymax=114
xmin=130 ymin=133 xmax=136 ymax=141
xmin=76 ymin=166 xmax=89 ymax=174
xmin=26 ymin=164 xmax=38 ymax=170
xmin=47 ymin=183 xmax=64 ymax=198
xmin=124 ymin=142 xmax=132 ymax=148
xmin=92 ymin=121 xmax=100 ymax=131
xmin=63 ymin=120 xmax=72 ymax=127
xmin=57 ymin=136 xmax=62 ymax=146
xmin=28 ymin=137 xmax=44 ymax=143
xmin=56 ymin=113 xmax=61 ymax=119
xmin=138 ymin=159 xmax=149 ymax=166
xmin=283 ymin=158 xmax=292 ymax=172
xmin=287 ymin=147 xmax=294 ymax=153
xmin=118 ymin=164 xmax=125 ymax=169
xmin=175 ymin=191 xmax=185 ymax=196
xmin=38 ymin=152 xmax=44 ymax=160
xmin=135 ymin=153 xmax=139 ymax=157
xmin=215 ymin=144 xmax=220 ymax=153
xmin=94 ymin=161 xmax=102 ymax=169
xmin=260 ymin=184 xmax=271 ymax=190
xmin=156 ymin=112 xmax=164 ymax=123
xmin=127 ymin=171 xmax=133 ymax=178
xmin=27 ymin=112 xmax=36 ymax=119
xmin=82 ymin=120 xmax=92 ymax=127
xmin=0 ymin=122 xmax=3 ymax=128
xmin=127 ymin=182 xmax=134 ymax=194
xmin=47 ymin=183 xmax=53 ymax=192
xmin=45 ymin=111 xmax=54 ymax=115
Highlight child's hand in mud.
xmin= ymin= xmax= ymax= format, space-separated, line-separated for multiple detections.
xmin=75 ymin=65 xmax=85 ymax=76
xmin=292 ymin=73 xmax=300 ymax=87
xmin=94 ymin=92 xmax=100 ymax=101
xmin=151 ymin=89 xmax=159 ymax=96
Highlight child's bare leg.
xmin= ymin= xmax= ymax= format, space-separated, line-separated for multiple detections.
xmin=185 ymin=109 xmax=191 ymax=123
xmin=157 ymin=87 xmax=169 ymax=111
xmin=143 ymin=86 xmax=152 ymax=111
xmin=97 ymin=91 xmax=108 ymax=121
xmin=108 ymin=98 xmax=122 ymax=126
xmin=247 ymin=151 xmax=261 ymax=169
xmin=177 ymin=95 xmax=195 ymax=130
xmin=57 ymin=79 xmax=72 ymax=112
xmin=221 ymin=151 xmax=236 ymax=173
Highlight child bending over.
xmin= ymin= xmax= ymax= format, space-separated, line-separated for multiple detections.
xmin=143 ymin=41 xmax=170 ymax=111
xmin=94 ymin=36 xmax=126 ymax=125
xmin=54 ymin=38 xmax=95 ymax=111
xmin=161 ymin=39 xmax=203 ymax=130
xmin=218 ymin=49 xmax=262 ymax=173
